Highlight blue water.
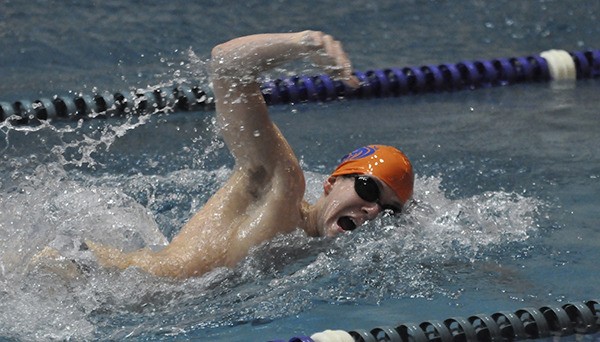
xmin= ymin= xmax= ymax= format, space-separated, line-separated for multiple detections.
xmin=1 ymin=1 xmax=599 ymax=341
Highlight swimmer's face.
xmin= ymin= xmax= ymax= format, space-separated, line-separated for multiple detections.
xmin=317 ymin=175 xmax=402 ymax=237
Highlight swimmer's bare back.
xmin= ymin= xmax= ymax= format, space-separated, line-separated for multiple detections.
xmin=87 ymin=31 xmax=358 ymax=278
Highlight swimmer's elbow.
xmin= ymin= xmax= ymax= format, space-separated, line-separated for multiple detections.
xmin=210 ymin=42 xmax=247 ymax=76
xmin=210 ymin=44 xmax=226 ymax=61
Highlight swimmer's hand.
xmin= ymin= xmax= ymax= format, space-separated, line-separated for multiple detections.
xmin=297 ymin=30 xmax=360 ymax=89
xmin=212 ymin=30 xmax=359 ymax=88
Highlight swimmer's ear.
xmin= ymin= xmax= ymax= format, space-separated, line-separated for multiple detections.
xmin=323 ymin=176 xmax=337 ymax=195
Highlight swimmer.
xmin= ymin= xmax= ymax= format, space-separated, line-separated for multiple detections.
xmin=86 ymin=31 xmax=414 ymax=278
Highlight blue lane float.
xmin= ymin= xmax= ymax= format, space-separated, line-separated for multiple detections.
xmin=269 ymin=299 xmax=600 ymax=342
xmin=1 ymin=49 xmax=599 ymax=125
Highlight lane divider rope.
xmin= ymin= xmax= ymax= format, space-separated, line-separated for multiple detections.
xmin=1 ymin=49 xmax=598 ymax=125
xmin=269 ymin=299 xmax=599 ymax=342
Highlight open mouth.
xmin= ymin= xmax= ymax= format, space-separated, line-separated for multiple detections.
xmin=337 ymin=216 xmax=357 ymax=231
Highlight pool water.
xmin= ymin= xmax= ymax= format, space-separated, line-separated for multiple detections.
xmin=1 ymin=1 xmax=599 ymax=341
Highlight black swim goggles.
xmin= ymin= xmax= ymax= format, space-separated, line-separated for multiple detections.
xmin=353 ymin=175 xmax=401 ymax=215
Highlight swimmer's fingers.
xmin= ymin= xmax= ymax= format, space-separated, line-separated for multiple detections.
xmin=302 ymin=31 xmax=359 ymax=88
xmin=324 ymin=36 xmax=360 ymax=88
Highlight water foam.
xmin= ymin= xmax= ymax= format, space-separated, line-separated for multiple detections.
xmin=0 ymin=118 xmax=545 ymax=340
xmin=0 ymin=168 xmax=544 ymax=340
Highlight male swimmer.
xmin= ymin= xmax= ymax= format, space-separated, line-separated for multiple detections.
xmin=86 ymin=31 xmax=414 ymax=278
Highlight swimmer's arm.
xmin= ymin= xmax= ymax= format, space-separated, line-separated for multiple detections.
xmin=211 ymin=31 xmax=356 ymax=85
xmin=210 ymin=31 xmax=358 ymax=170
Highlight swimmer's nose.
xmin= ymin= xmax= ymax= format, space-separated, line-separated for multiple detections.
xmin=361 ymin=202 xmax=380 ymax=220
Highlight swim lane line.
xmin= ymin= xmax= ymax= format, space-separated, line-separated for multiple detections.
xmin=1 ymin=49 xmax=598 ymax=124
xmin=270 ymin=299 xmax=599 ymax=342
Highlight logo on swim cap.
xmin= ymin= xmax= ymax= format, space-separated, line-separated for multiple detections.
xmin=340 ymin=145 xmax=378 ymax=162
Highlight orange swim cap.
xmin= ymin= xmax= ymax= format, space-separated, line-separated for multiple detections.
xmin=331 ymin=145 xmax=414 ymax=205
